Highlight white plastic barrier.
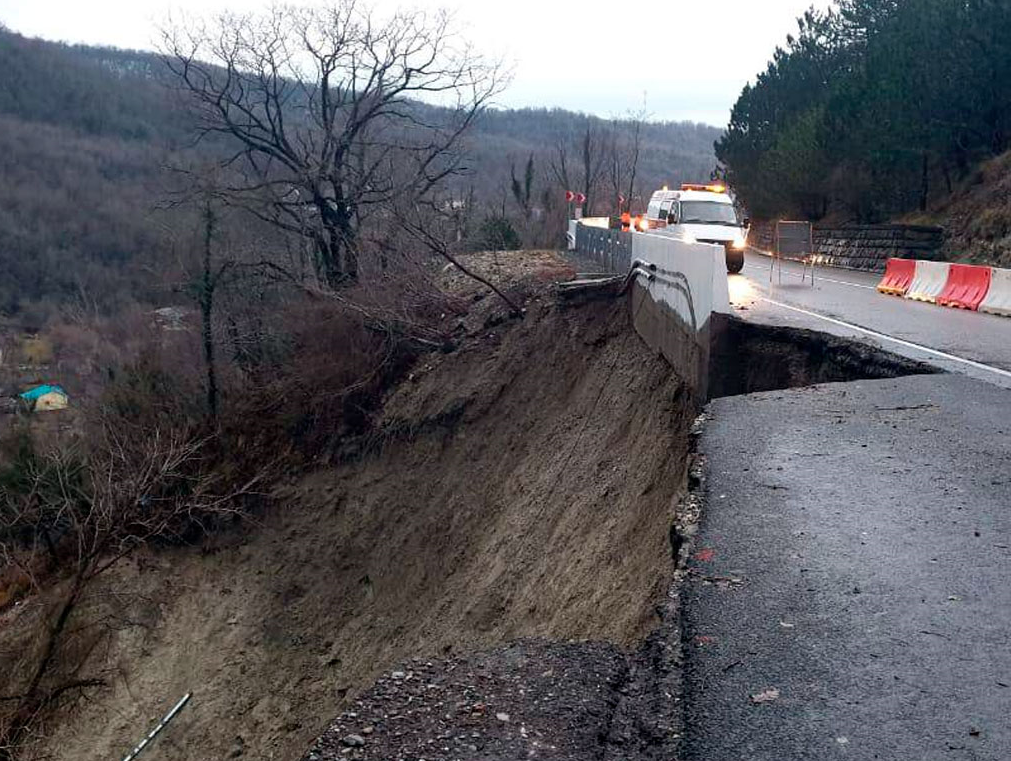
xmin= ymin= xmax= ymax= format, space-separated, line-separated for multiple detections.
xmin=905 ymin=260 xmax=950 ymax=303
xmin=979 ymin=266 xmax=1011 ymax=317
xmin=572 ymin=221 xmax=731 ymax=397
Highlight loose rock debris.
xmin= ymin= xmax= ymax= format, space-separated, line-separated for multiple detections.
xmin=303 ymin=641 xmax=639 ymax=760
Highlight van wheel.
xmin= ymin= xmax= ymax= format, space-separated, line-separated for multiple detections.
xmin=726 ymin=250 xmax=745 ymax=274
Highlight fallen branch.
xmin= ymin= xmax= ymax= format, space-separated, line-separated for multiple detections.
xmin=397 ymin=212 xmax=525 ymax=318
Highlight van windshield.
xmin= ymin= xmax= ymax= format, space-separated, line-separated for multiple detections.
xmin=679 ymin=201 xmax=738 ymax=225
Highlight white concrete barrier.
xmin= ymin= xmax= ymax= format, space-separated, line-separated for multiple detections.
xmin=905 ymin=260 xmax=950 ymax=303
xmin=572 ymin=219 xmax=732 ymax=398
xmin=631 ymin=233 xmax=731 ymax=328
xmin=979 ymin=266 xmax=1011 ymax=317
xmin=627 ymin=232 xmax=730 ymax=398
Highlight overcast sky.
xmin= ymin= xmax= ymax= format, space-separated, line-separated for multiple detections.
xmin=0 ymin=0 xmax=832 ymax=126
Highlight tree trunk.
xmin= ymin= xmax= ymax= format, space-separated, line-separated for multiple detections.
xmin=201 ymin=203 xmax=218 ymax=421
xmin=2 ymin=571 xmax=87 ymax=756
xmin=626 ymin=120 xmax=642 ymax=215
xmin=314 ymin=198 xmax=358 ymax=287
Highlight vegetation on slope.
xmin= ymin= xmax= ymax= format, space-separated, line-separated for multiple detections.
xmin=929 ymin=150 xmax=1011 ymax=266
xmin=718 ymin=0 xmax=1011 ymax=224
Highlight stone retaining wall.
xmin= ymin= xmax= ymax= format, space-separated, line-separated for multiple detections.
xmin=750 ymin=222 xmax=944 ymax=272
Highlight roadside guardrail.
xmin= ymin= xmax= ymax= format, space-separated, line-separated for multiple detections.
xmin=570 ymin=218 xmax=730 ymax=398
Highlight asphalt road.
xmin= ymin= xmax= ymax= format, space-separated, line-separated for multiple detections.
xmin=684 ymin=373 xmax=1011 ymax=760
xmin=732 ymin=251 xmax=1011 ymax=388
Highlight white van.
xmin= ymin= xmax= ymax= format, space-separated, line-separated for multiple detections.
xmin=646 ymin=184 xmax=748 ymax=273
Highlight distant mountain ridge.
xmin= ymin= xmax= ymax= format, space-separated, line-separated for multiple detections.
xmin=0 ymin=29 xmax=720 ymax=320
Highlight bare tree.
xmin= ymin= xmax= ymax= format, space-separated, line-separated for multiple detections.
xmin=550 ymin=122 xmax=608 ymax=216
xmin=160 ymin=166 xmax=252 ymax=423
xmin=162 ymin=4 xmax=506 ymax=287
xmin=510 ymin=154 xmax=534 ymax=221
xmin=607 ymin=106 xmax=648 ymax=214
xmin=196 ymin=200 xmax=224 ymax=420
xmin=579 ymin=126 xmax=608 ymax=215
xmin=625 ymin=114 xmax=644 ymax=213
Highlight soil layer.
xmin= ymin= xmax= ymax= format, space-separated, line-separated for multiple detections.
xmin=31 ymin=254 xmax=693 ymax=760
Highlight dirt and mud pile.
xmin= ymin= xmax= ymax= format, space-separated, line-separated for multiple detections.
xmin=31 ymin=252 xmax=694 ymax=760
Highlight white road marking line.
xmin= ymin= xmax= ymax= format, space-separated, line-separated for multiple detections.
xmin=760 ymin=296 xmax=1011 ymax=381
xmin=747 ymin=263 xmax=878 ymax=290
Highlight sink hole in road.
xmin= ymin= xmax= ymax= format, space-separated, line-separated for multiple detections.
xmin=709 ymin=315 xmax=940 ymax=399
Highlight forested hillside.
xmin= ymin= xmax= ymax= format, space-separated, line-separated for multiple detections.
xmin=0 ymin=29 xmax=718 ymax=323
xmin=718 ymin=0 xmax=1011 ymax=223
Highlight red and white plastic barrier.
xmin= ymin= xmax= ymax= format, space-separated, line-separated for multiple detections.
xmin=878 ymin=258 xmax=1011 ymax=315
xmin=876 ymin=258 xmax=917 ymax=296
xmin=904 ymin=261 xmax=950 ymax=303
xmin=980 ymin=267 xmax=1011 ymax=317
xmin=937 ymin=263 xmax=992 ymax=310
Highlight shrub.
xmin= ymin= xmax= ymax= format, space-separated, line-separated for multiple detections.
xmin=476 ymin=216 xmax=522 ymax=251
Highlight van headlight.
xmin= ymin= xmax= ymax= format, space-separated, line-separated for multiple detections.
xmin=730 ymin=236 xmax=747 ymax=250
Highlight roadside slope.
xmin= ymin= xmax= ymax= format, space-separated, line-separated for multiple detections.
xmin=32 ymin=271 xmax=693 ymax=761
xmin=933 ymin=151 xmax=1011 ymax=266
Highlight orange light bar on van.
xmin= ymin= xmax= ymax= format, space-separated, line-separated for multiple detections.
xmin=681 ymin=183 xmax=727 ymax=193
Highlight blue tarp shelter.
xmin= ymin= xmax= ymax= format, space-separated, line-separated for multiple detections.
xmin=19 ymin=385 xmax=68 ymax=401
xmin=19 ymin=385 xmax=69 ymax=411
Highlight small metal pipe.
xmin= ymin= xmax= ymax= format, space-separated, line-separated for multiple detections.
xmin=121 ymin=693 xmax=191 ymax=761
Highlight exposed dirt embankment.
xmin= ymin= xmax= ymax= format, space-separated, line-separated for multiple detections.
xmin=931 ymin=151 xmax=1011 ymax=266
xmin=35 ymin=264 xmax=693 ymax=760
